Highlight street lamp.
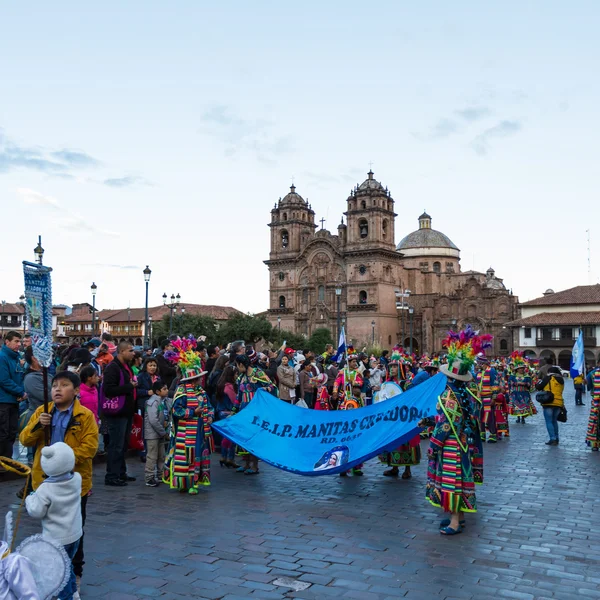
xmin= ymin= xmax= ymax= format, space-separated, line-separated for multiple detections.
xmin=91 ymin=282 xmax=97 ymax=337
xmin=148 ymin=316 xmax=153 ymax=348
xmin=371 ymin=320 xmax=376 ymax=344
xmin=277 ymin=316 xmax=281 ymax=333
xmin=335 ymin=286 xmax=342 ymax=342
xmin=180 ymin=306 xmax=186 ymax=335
xmin=408 ymin=306 xmax=414 ymax=355
xmin=19 ymin=294 xmax=26 ymax=334
xmin=33 ymin=236 xmax=44 ymax=265
xmin=395 ymin=288 xmax=411 ymax=350
xmin=164 ymin=292 xmax=181 ymax=336
xmin=143 ymin=265 xmax=151 ymax=348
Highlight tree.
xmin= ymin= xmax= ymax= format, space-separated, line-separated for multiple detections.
xmin=308 ymin=327 xmax=334 ymax=355
xmin=152 ymin=313 xmax=218 ymax=345
xmin=271 ymin=328 xmax=308 ymax=351
xmin=214 ymin=313 xmax=274 ymax=346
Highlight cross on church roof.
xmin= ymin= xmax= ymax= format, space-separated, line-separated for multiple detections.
xmin=320 ymin=217 xmax=326 ymax=230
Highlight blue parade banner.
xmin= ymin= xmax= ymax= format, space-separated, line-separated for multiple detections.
xmin=23 ymin=261 xmax=54 ymax=368
xmin=212 ymin=372 xmax=447 ymax=476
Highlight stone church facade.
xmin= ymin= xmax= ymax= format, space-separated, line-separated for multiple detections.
xmin=265 ymin=171 xmax=518 ymax=355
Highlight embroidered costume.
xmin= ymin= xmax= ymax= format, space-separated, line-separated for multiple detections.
xmin=476 ymin=364 xmax=499 ymax=443
xmin=507 ymin=352 xmax=537 ymax=421
xmin=586 ymin=369 xmax=600 ymax=450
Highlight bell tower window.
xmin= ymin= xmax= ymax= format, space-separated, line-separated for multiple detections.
xmin=359 ymin=219 xmax=368 ymax=239
xmin=433 ymin=261 xmax=441 ymax=273
xmin=382 ymin=219 xmax=388 ymax=240
xmin=359 ymin=290 xmax=368 ymax=304
xmin=281 ymin=230 xmax=289 ymax=249
xmin=283 ymin=212 xmax=287 ymax=221
xmin=279 ymin=296 xmax=286 ymax=308
xmin=318 ymin=285 xmax=325 ymax=302
xmin=361 ymin=200 xmax=366 ymax=210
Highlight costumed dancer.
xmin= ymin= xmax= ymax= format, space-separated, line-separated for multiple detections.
xmin=379 ymin=349 xmax=420 ymax=479
xmin=507 ymin=351 xmax=537 ymax=424
xmin=423 ymin=326 xmax=492 ymax=535
xmin=332 ymin=355 xmax=364 ymax=476
xmin=235 ymin=354 xmax=277 ymax=474
xmin=163 ymin=336 xmax=214 ymax=495
xmin=314 ymin=374 xmax=330 ymax=410
xmin=476 ymin=356 xmax=499 ymax=443
xmin=586 ymin=364 xmax=600 ymax=451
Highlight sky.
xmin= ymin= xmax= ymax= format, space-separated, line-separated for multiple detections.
xmin=1 ymin=1 xmax=598 ymax=314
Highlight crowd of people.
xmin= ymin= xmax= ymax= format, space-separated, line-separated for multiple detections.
xmin=0 ymin=325 xmax=599 ymax=596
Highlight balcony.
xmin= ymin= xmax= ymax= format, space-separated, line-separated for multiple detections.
xmin=536 ymin=337 xmax=597 ymax=348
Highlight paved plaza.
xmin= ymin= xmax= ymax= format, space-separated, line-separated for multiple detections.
xmin=2 ymin=381 xmax=600 ymax=600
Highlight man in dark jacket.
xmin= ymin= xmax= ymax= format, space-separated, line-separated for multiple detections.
xmin=155 ymin=340 xmax=177 ymax=389
xmin=102 ymin=341 xmax=137 ymax=486
xmin=0 ymin=331 xmax=26 ymax=458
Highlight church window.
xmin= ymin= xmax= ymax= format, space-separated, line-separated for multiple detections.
xmin=419 ymin=262 xmax=429 ymax=271
xmin=359 ymin=264 xmax=367 ymax=275
xmin=359 ymin=290 xmax=368 ymax=304
xmin=361 ymin=200 xmax=366 ymax=210
xmin=302 ymin=213 xmax=305 ymax=221
xmin=281 ymin=230 xmax=289 ymax=249
xmin=388 ymin=335 xmax=392 ymax=345
xmin=278 ymin=272 xmax=285 ymax=282
xmin=302 ymin=288 xmax=308 ymax=303
xmin=283 ymin=212 xmax=287 ymax=221
xmin=446 ymin=262 xmax=454 ymax=273
xmin=318 ymin=285 xmax=325 ymax=302
xmin=382 ymin=219 xmax=388 ymax=239
xmin=359 ymin=219 xmax=368 ymax=239
xmin=433 ymin=261 xmax=441 ymax=274
xmin=500 ymin=339 xmax=508 ymax=351
xmin=279 ymin=296 xmax=286 ymax=308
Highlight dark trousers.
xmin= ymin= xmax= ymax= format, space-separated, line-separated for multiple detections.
xmin=575 ymin=386 xmax=583 ymax=404
xmin=0 ymin=403 xmax=18 ymax=458
xmin=303 ymin=391 xmax=315 ymax=409
xmin=58 ymin=539 xmax=80 ymax=600
xmin=105 ymin=416 xmax=129 ymax=482
xmin=73 ymin=494 xmax=88 ymax=578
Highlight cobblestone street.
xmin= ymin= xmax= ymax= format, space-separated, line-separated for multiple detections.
xmin=2 ymin=381 xmax=599 ymax=600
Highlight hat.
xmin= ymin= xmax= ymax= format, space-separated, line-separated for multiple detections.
xmin=246 ymin=349 xmax=258 ymax=364
xmin=295 ymin=353 xmax=306 ymax=363
xmin=41 ymin=442 xmax=75 ymax=477
xmin=166 ymin=336 xmax=207 ymax=382
xmin=509 ymin=351 xmax=526 ymax=372
xmin=68 ymin=348 xmax=92 ymax=367
xmin=440 ymin=325 xmax=493 ymax=382
xmin=314 ymin=373 xmax=328 ymax=387
xmin=284 ymin=347 xmax=295 ymax=356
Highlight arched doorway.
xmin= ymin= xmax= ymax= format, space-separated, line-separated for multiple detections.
xmin=523 ymin=350 xmax=536 ymax=360
xmin=539 ymin=349 xmax=556 ymax=364
xmin=558 ymin=350 xmax=571 ymax=371
xmin=403 ymin=337 xmax=419 ymax=354
xmin=135 ymin=338 xmax=142 ymax=346
xmin=585 ymin=349 xmax=595 ymax=370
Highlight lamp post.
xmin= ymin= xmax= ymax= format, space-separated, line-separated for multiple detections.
xmin=127 ymin=307 xmax=131 ymax=343
xmin=148 ymin=316 xmax=153 ymax=348
xmin=408 ymin=306 xmax=414 ymax=355
xmin=91 ymin=282 xmax=97 ymax=337
xmin=277 ymin=315 xmax=281 ymax=334
xmin=163 ymin=292 xmax=181 ymax=336
xmin=34 ymin=236 xmax=44 ymax=266
xmin=1 ymin=300 xmax=5 ymax=338
xmin=335 ymin=286 xmax=342 ymax=341
xmin=371 ymin=320 xmax=376 ymax=344
xmin=180 ymin=306 xmax=186 ymax=336
xmin=19 ymin=294 xmax=26 ymax=334
xmin=143 ymin=265 xmax=151 ymax=348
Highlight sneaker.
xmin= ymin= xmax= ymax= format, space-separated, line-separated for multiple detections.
xmin=105 ymin=479 xmax=127 ymax=487
xmin=145 ymin=479 xmax=159 ymax=487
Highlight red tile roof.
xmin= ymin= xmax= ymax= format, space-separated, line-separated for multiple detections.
xmin=521 ymin=285 xmax=600 ymax=306
xmin=505 ymin=311 xmax=600 ymax=327
xmin=0 ymin=303 xmax=24 ymax=314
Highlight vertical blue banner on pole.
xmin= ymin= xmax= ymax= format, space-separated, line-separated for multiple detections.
xmin=23 ymin=261 xmax=53 ymax=368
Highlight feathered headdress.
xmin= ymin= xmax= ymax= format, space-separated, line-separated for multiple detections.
xmin=166 ymin=335 xmax=206 ymax=382
xmin=441 ymin=325 xmax=493 ymax=381
xmin=509 ymin=350 xmax=526 ymax=372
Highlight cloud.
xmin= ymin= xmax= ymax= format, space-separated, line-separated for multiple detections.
xmin=16 ymin=187 xmax=119 ymax=237
xmin=199 ymin=105 xmax=294 ymax=164
xmin=414 ymin=106 xmax=492 ymax=140
xmin=103 ymin=175 xmax=151 ymax=188
xmin=302 ymin=167 xmax=372 ymax=189
xmin=471 ymin=120 xmax=522 ymax=155
xmin=50 ymin=149 xmax=101 ymax=167
xmin=82 ymin=263 xmax=140 ymax=270
xmin=0 ymin=128 xmax=101 ymax=177
xmin=454 ymin=106 xmax=491 ymax=122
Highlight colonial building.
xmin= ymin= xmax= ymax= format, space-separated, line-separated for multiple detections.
xmin=265 ymin=171 xmax=518 ymax=354
xmin=505 ymin=284 xmax=600 ymax=369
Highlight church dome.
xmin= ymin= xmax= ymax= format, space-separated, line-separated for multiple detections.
xmin=396 ymin=212 xmax=460 ymax=259
xmin=357 ymin=170 xmax=385 ymax=194
xmin=280 ymin=184 xmax=307 ymax=206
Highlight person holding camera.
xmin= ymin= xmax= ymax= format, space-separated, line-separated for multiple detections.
xmin=536 ymin=366 xmax=565 ymax=446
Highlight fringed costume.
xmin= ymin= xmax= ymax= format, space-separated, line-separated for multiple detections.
xmin=586 ymin=370 xmax=600 ymax=450
xmin=507 ymin=352 xmax=537 ymax=421
xmin=476 ymin=365 xmax=499 ymax=443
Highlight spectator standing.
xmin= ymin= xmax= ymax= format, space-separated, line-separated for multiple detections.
xmin=155 ymin=340 xmax=177 ymax=389
xmin=277 ymin=355 xmax=296 ymax=403
xmin=144 ymin=380 xmax=168 ymax=487
xmin=0 ymin=331 xmax=26 ymax=459
xmin=573 ymin=373 xmax=585 ymax=406
xmin=102 ymin=342 xmax=137 ymax=486
xmin=536 ymin=366 xmax=565 ymax=446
